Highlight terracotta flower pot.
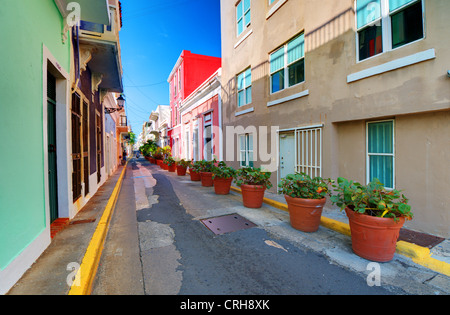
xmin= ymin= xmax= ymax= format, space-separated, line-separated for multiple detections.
xmin=345 ymin=207 xmax=405 ymax=262
xmin=157 ymin=160 xmax=162 ymax=167
xmin=168 ymin=164 xmax=176 ymax=172
xmin=176 ymin=165 xmax=187 ymax=176
xmin=162 ymin=163 xmax=168 ymax=170
xmin=285 ymin=195 xmax=326 ymax=232
xmin=213 ymin=177 xmax=233 ymax=195
xmin=200 ymin=172 xmax=214 ymax=187
xmin=241 ymin=184 xmax=266 ymax=208
xmin=189 ymin=170 xmax=201 ymax=181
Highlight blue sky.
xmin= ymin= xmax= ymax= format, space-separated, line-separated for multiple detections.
xmin=119 ymin=0 xmax=222 ymax=133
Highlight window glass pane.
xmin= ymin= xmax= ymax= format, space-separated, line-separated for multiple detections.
xmin=248 ymin=152 xmax=254 ymax=167
xmin=270 ymin=47 xmax=284 ymax=73
xmin=391 ymin=1 xmax=423 ymax=49
xmin=245 ymin=10 xmax=251 ymax=26
xmin=244 ymin=68 xmax=251 ymax=87
xmin=288 ymin=59 xmax=305 ymax=87
xmin=238 ymin=90 xmax=245 ymax=107
xmin=240 ymin=152 xmax=246 ymax=166
xmin=287 ymin=33 xmax=304 ymax=64
xmin=369 ymin=155 xmax=394 ymax=188
xmin=240 ymin=135 xmax=246 ymax=151
xmin=237 ymin=2 xmax=243 ymax=20
xmin=237 ymin=73 xmax=244 ymax=90
xmin=244 ymin=0 xmax=250 ymax=11
xmin=248 ymin=134 xmax=253 ymax=150
xmin=356 ymin=0 xmax=381 ymax=29
xmin=389 ymin=0 xmax=415 ymax=12
xmin=246 ymin=86 xmax=252 ymax=104
xmin=368 ymin=121 xmax=393 ymax=154
xmin=358 ymin=23 xmax=383 ymax=61
xmin=271 ymin=70 xmax=285 ymax=93
xmin=237 ymin=19 xmax=243 ymax=35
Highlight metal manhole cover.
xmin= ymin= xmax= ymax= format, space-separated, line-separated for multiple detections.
xmin=201 ymin=213 xmax=257 ymax=235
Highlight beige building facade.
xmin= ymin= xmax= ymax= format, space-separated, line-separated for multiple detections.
xmin=220 ymin=0 xmax=449 ymax=238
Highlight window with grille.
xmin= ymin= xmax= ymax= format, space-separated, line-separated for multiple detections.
xmin=295 ymin=127 xmax=322 ymax=178
xmin=71 ymin=93 xmax=82 ymax=201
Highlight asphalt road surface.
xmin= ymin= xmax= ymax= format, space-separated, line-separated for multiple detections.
xmin=92 ymin=158 xmax=406 ymax=297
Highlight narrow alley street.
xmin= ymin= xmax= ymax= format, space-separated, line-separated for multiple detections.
xmin=90 ymin=158 xmax=446 ymax=296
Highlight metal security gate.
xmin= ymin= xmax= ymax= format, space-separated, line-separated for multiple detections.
xmin=72 ymin=93 xmax=82 ymax=202
xmin=295 ymin=126 xmax=322 ymax=177
xmin=278 ymin=125 xmax=323 ymax=187
xmin=82 ymin=101 xmax=89 ymax=196
xmin=47 ymin=72 xmax=59 ymax=223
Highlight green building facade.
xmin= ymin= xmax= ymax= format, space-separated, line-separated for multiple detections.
xmin=0 ymin=0 xmax=71 ymax=294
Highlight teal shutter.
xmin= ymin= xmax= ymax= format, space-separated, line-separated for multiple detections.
xmin=270 ymin=47 xmax=284 ymax=73
xmin=368 ymin=121 xmax=394 ymax=188
xmin=389 ymin=0 xmax=416 ymax=12
xmin=356 ymin=0 xmax=381 ymax=29
xmin=287 ymin=33 xmax=304 ymax=64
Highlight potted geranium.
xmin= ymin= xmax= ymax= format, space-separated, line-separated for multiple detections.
xmin=234 ymin=167 xmax=272 ymax=208
xmin=189 ymin=161 xmax=202 ymax=181
xmin=212 ymin=161 xmax=236 ymax=195
xmin=330 ymin=177 xmax=413 ymax=262
xmin=279 ymin=173 xmax=331 ymax=232
xmin=176 ymin=159 xmax=190 ymax=176
xmin=198 ymin=159 xmax=216 ymax=187
xmin=165 ymin=156 xmax=176 ymax=172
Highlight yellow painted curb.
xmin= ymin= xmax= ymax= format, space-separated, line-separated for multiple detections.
xmin=68 ymin=162 xmax=128 ymax=295
xmin=230 ymin=186 xmax=450 ymax=276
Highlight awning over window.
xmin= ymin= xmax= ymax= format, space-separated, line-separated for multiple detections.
xmin=54 ymin=0 xmax=110 ymax=25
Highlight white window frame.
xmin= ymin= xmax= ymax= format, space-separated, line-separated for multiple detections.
xmin=355 ymin=0 xmax=425 ymax=62
xmin=239 ymin=133 xmax=254 ymax=167
xmin=237 ymin=68 xmax=252 ymax=107
xmin=269 ymin=33 xmax=305 ymax=95
xmin=366 ymin=119 xmax=395 ymax=189
xmin=236 ymin=0 xmax=251 ymax=37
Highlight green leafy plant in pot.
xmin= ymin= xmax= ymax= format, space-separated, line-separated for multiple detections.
xmin=197 ymin=159 xmax=216 ymax=187
xmin=176 ymin=159 xmax=190 ymax=176
xmin=189 ymin=161 xmax=202 ymax=181
xmin=330 ymin=177 xmax=413 ymax=262
xmin=279 ymin=173 xmax=332 ymax=232
xmin=212 ymin=161 xmax=236 ymax=195
xmin=164 ymin=156 xmax=176 ymax=172
xmin=234 ymin=167 xmax=272 ymax=208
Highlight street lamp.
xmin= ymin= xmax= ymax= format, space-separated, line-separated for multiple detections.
xmin=105 ymin=94 xmax=125 ymax=114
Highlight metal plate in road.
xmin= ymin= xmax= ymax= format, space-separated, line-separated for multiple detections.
xmin=201 ymin=214 xmax=257 ymax=235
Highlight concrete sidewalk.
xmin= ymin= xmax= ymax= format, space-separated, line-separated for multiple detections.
xmin=6 ymin=165 xmax=126 ymax=295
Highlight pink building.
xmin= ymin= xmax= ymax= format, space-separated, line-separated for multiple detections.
xmin=180 ymin=69 xmax=222 ymax=162
xmin=167 ymin=50 xmax=221 ymax=159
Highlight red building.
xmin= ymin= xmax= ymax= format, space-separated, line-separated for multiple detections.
xmin=167 ymin=50 xmax=221 ymax=159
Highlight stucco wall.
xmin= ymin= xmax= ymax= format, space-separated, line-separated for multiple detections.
xmin=0 ymin=0 xmax=71 ymax=292
xmin=220 ymin=0 xmax=450 ymax=237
